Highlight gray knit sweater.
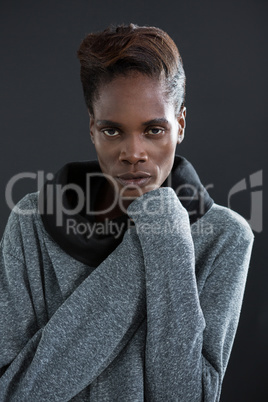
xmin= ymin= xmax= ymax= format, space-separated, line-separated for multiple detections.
xmin=0 ymin=188 xmax=253 ymax=401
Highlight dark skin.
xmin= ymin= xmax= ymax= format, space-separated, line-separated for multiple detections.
xmin=89 ymin=72 xmax=186 ymax=220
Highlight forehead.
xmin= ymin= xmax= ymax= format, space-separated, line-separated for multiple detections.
xmin=92 ymin=73 xmax=175 ymax=121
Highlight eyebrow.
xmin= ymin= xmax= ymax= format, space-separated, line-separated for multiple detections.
xmin=96 ymin=120 xmax=123 ymax=128
xmin=96 ymin=118 xmax=169 ymax=127
xmin=141 ymin=118 xmax=169 ymax=126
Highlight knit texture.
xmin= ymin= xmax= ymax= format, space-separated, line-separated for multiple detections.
xmin=0 ymin=188 xmax=254 ymax=401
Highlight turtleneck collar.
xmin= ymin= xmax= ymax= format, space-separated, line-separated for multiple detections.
xmin=39 ymin=155 xmax=213 ymax=267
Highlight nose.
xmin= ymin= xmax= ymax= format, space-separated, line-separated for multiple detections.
xmin=119 ymin=135 xmax=148 ymax=165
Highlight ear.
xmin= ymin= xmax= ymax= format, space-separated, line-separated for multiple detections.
xmin=177 ymin=106 xmax=186 ymax=144
xmin=88 ymin=110 xmax=95 ymax=145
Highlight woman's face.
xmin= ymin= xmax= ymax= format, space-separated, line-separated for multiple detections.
xmin=90 ymin=72 xmax=186 ymax=210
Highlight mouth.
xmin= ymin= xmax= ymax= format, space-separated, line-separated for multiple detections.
xmin=116 ymin=172 xmax=152 ymax=188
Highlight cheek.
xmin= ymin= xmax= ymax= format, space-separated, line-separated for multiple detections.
xmin=94 ymin=138 xmax=111 ymax=159
xmin=158 ymin=140 xmax=177 ymax=172
xmin=94 ymin=141 xmax=119 ymax=174
xmin=158 ymin=136 xmax=177 ymax=160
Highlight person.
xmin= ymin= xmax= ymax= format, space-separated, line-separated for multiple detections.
xmin=0 ymin=24 xmax=254 ymax=401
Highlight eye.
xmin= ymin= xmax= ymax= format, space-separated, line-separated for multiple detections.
xmin=102 ymin=128 xmax=120 ymax=137
xmin=147 ymin=127 xmax=164 ymax=136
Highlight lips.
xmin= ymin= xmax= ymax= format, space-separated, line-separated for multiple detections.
xmin=116 ymin=171 xmax=152 ymax=188
xmin=118 ymin=172 xmax=151 ymax=180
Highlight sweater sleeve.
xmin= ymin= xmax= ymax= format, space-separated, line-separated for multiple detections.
xmin=0 ymin=207 xmax=146 ymax=401
xmin=127 ymin=187 xmax=254 ymax=402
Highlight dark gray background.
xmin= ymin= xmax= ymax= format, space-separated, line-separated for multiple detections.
xmin=0 ymin=0 xmax=267 ymax=400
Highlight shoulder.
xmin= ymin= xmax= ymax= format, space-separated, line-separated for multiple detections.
xmin=191 ymin=203 xmax=254 ymax=266
xmin=4 ymin=192 xmax=39 ymax=231
xmin=12 ymin=191 xmax=39 ymax=211
xmin=1 ymin=192 xmax=43 ymax=255
xmin=203 ymin=203 xmax=254 ymax=243
xmin=191 ymin=203 xmax=254 ymax=288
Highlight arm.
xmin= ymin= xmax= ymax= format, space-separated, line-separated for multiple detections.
xmin=0 ymin=205 xmax=146 ymax=401
xmin=127 ymin=187 xmax=254 ymax=402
